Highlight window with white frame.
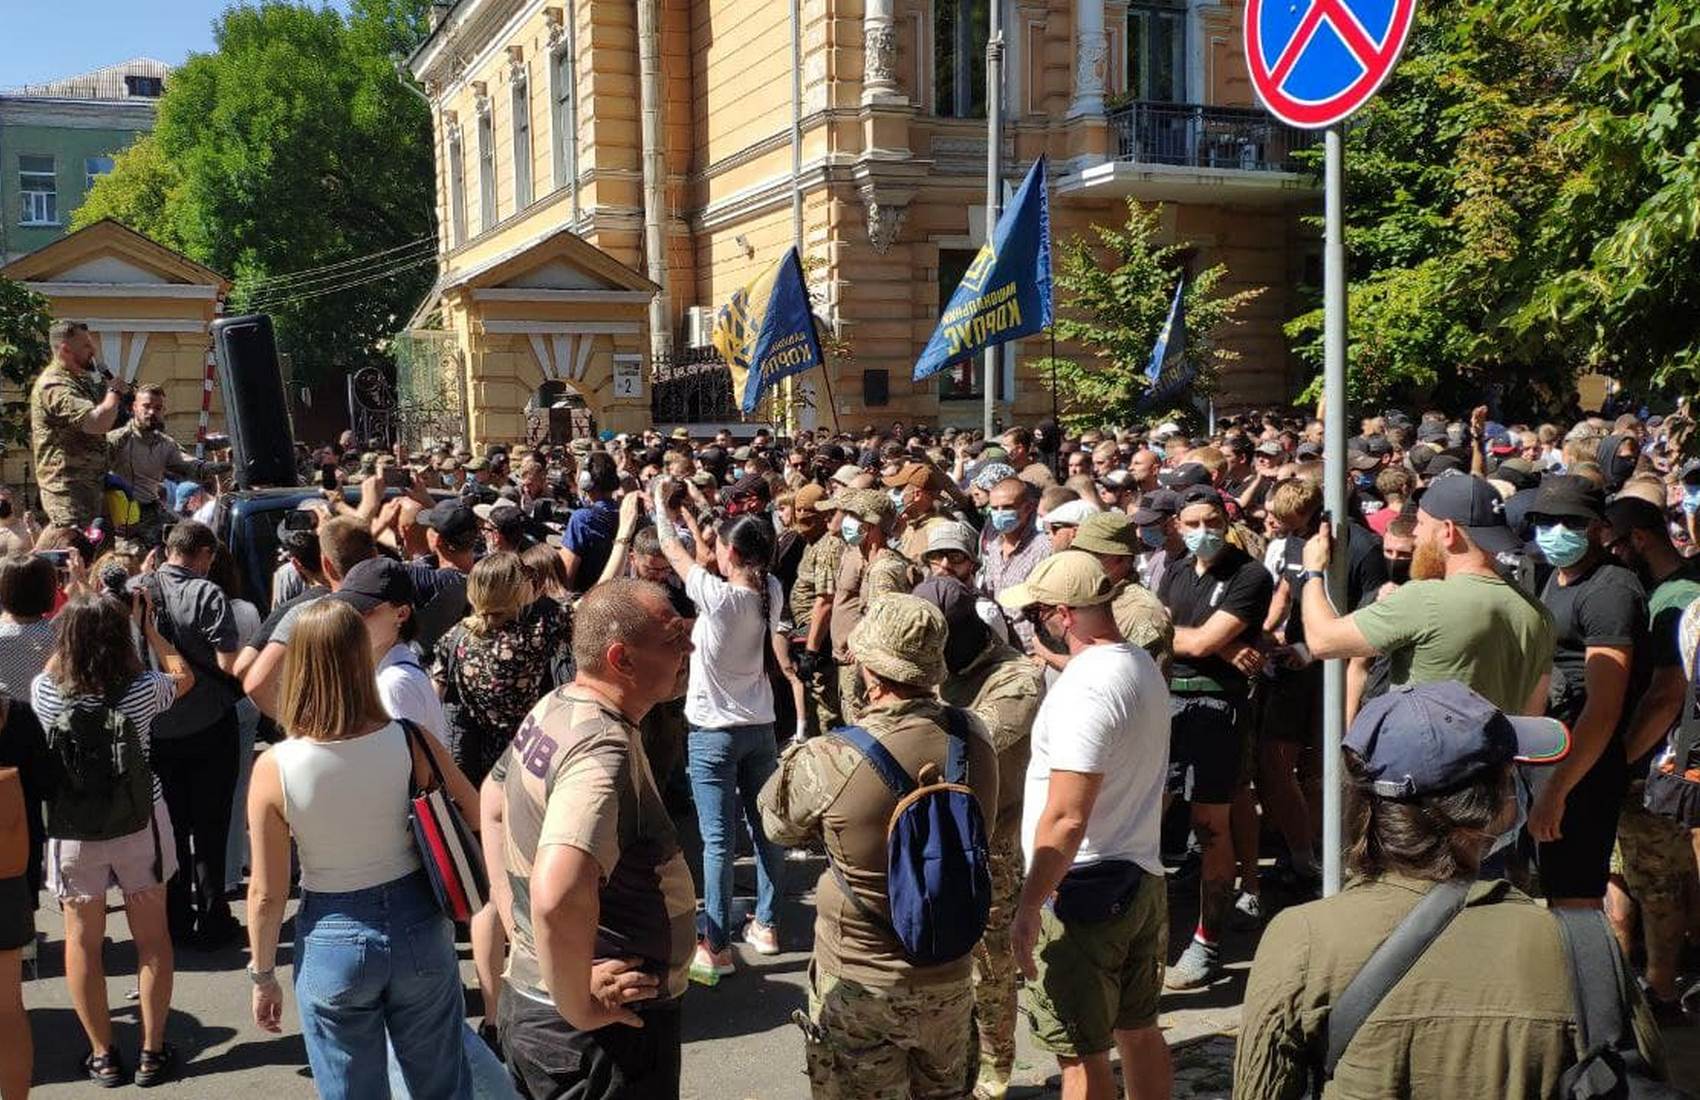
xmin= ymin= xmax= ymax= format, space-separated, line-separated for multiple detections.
xmin=511 ymin=68 xmax=533 ymax=210
xmin=85 ymin=155 xmax=115 ymax=191
xmin=934 ymin=0 xmax=990 ymax=118
xmin=551 ymin=34 xmax=577 ymax=195
xmin=448 ymin=128 xmax=468 ymax=246
xmin=19 ymin=155 xmax=57 ymax=225
xmin=477 ymin=108 xmax=496 ymax=233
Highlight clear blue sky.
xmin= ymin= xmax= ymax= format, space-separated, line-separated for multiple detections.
xmin=0 ymin=0 xmax=350 ymax=88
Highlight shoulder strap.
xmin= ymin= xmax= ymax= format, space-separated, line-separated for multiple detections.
xmin=941 ymin=707 xmax=970 ymax=785
xmin=1671 ymin=637 xmax=1700 ymax=768
xmin=1552 ymin=907 xmax=1629 ymax=1054
xmin=829 ymin=725 xmax=915 ymax=796
xmin=397 ymin=718 xmax=445 ymax=796
xmin=1322 ymin=879 xmax=1472 ymax=1080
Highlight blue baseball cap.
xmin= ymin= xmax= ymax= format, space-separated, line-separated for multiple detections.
xmin=1344 ymin=682 xmax=1570 ymax=800
xmin=173 ymin=482 xmax=206 ymax=512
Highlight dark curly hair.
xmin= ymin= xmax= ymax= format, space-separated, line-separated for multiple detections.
xmin=45 ymin=594 xmax=143 ymax=697
xmin=1344 ymin=748 xmax=1512 ymax=883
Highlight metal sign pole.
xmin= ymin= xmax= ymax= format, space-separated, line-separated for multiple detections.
xmin=982 ymin=5 xmax=1003 ymax=440
xmin=1321 ymin=125 xmax=1348 ymax=898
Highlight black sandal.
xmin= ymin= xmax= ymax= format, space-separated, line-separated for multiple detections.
xmin=85 ymin=1048 xmax=127 ymax=1089
xmin=135 ymin=1043 xmax=179 ymax=1088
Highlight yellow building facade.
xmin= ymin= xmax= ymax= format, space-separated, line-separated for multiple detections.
xmin=0 ymin=219 xmax=229 ymax=491
xmin=409 ymin=0 xmax=1314 ymax=438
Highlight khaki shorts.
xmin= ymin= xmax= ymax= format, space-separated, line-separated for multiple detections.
xmin=1023 ymin=870 xmax=1167 ymax=1057
xmin=46 ymin=801 xmax=177 ymax=902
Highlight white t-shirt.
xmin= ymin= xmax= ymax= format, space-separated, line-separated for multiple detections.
xmin=376 ymin=644 xmax=449 ymax=744
xmin=684 ymin=565 xmax=783 ymax=729
xmin=1021 ymin=642 xmax=1170 ymax=876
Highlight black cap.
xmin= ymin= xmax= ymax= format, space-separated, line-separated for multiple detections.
xmin=1492 ymin=458 xmax=1539 ymax=492
xmin=1416 ymin=474 xmax=1520 ymax=554
xmin=1365 ymin=435 xmax=1393 ymax=457
xmin=1158 ymin=463 xmax=1211 ymax=490
xmin=1131 ymin=488 xmax=1181 ymax=526
xmin=912 ymin=575 xmax=989 ymax=675
xmin=1295 ymin=441 xmax=1322 ymax=460
xmin=1346 ymin=682 xmax=1569 ymax=799
xmin=1529 ymin=474 xmax=1605 ymax=525
xmin=1349 ymin=451 xmax=1381 ymax=471
xmin=1605 ymin=495 xmax=1666 ymax=536
xmin=1426 ymin=454 xmax=1464 ymax=476
xmin=328 ymin=557 xmax=417 ymax=613
xmin=418 ymin=499 xmax=478 ymax=540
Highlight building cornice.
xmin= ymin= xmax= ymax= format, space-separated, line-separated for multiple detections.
xmin=413 ymin=0 xmax=543 ymax=101
xmin=23 ymin=282 xmax=218 ymax=300
xmin=0 ymin=98 xmax=157 ymax=130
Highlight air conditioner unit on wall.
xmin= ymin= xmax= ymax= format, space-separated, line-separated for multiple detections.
xmin=685 ymin=306 xmax=716 ymax=349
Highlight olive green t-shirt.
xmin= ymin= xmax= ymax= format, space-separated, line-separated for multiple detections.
xmin=1352 ymin=572 xmax=1554 ymax=713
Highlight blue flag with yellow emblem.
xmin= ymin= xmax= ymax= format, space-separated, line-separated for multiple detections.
xmin=711 ymin=246 xmax=825 ymax=415
xmin=913 ymin=156 xmax=1052 ymax=381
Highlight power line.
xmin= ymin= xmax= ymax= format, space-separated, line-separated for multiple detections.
xmin=243 ymin=252 xmax=436 ymax=312
xmin=237 ymin=236 xmax=436 ymax=292
xmin=234 ymin=245 xmax=437 ymax=308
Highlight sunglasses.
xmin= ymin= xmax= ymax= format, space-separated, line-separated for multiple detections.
xmin=1020 ymin=604 xmax=1057 ymax=626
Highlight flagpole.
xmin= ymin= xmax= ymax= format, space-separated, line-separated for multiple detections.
xmin=982 ymin=1 xmax=1003 ymax=440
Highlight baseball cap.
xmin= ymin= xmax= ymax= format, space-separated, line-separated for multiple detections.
xmin=794 ymin=483 xmax=828 ymax=517
xmin=474 ymin=500 xmax=524 ymax=531
xmin=830 ymin=463 xmax=862 ymax=487
xmin=732 ymin=445 xmax=753 ymax=462
xmin=1345 ymin=682 xmax=1569 ymax=800
xmin=1492 ymin=458 xmax=1539 ymax=492
xmin=418 ymin=499 xmax=478 ymax=540
xmin=1295 ymin=441 xmax=1322 ymax=460
xmin=882 ymin=461 xmax=943 ymax=490
xmin=912 ymin=576 xmax=990 ymax=675
xmin=1528 ymin=474 xmax=1605 ymax=525
xmin=1158 ymin=463 xmax=1211 ymax=490
xmin=1039 ymin=499 xmax=1098 ymax=531
xmin=670 ymin=426 xmax=691 ymax=440
xmin=173 ymin=482 xmax=206 ymax=512
xmin=1254 ymin=440 xmax=1285 ymax=458
xmin=1415 ymin=474 xmax=1520 ymax=554
xmin=923 ymin=521 xmax=979 ymax=559
xmin=1098 ymin=468 xmax=1133 ymax=490
xmin=839 ymin=489 xmax=893 ymax=523
xmin=1349 ymin=451 xmax=1381 ymax=472
xmin=1072 ymin=511 xmax=1140 ymax=557
xmin=328 ymin=557 xmax=417 ymax=614
xmin=1131 ymin=488 xmax=1181 ymax=527
xmin=1365 ymin=436 xmax=1393 ymax=457
xmin=995 ymin=550 xmax=1116 ymax=611
xmin=969 ymin=461 xmax=1019 ymax=491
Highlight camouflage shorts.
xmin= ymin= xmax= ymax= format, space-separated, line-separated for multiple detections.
xmin=1614 ymin=788 xmax=1697 ymax=910
xmin=802 ymin=968 xmax=975 ymax=1100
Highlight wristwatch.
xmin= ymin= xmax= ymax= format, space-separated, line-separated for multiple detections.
xmin=1300 ymin=569 xmax=1327 ymax=585
xmin=246 ymin=964 xmax=278 ymax=986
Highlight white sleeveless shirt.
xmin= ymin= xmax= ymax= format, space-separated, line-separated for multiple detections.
xmin=272 ymin=722 xmax=421 ymax=893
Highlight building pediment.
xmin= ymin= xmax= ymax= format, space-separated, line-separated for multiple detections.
xmin=446 ymin=227 xmax=658 ymax=302
xmin=0 ymin=218 xmax=227 ymax=289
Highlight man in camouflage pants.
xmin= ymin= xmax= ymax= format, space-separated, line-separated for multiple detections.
xmin=30 ymin=320 xmax=126 ymax=528
xmin=828 ymin=490 xmax=916 ymax=725
xmin=760 ymin=594 xmax=1000 ymax=1099
xmin=915 ymin=576 xmax=1045 ymax=1100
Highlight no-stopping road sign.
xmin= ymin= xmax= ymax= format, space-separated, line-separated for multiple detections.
xmin=1245 ymin=0 xmax=1417 ymax=129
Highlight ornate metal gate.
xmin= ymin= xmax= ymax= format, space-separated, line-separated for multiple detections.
xmin=356 ymin=331 xmax=468 ymax=449
xmin=650 ymin=346 xmax=736 ymax=424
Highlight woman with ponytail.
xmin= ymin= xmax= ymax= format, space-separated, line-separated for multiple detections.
xmin=650 ymin=478 xmax=802 ymax=985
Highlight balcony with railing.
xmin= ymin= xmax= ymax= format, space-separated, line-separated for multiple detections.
xmin=1064 ymin=101 xmax=1320 ymax=204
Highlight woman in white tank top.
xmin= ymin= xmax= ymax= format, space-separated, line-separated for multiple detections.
xmin=244 ymin=600 xmax=480 ymax=1100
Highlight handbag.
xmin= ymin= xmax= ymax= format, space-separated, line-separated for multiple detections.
xmin=1051 ymin=859 xmax=1146 ymax=924
xmin=398 ymin=719 xmax=488 ymax=922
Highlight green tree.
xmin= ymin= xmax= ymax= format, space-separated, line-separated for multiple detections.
xmin=1034 ymin=200 xmax=1260 ymax=431
xmin=0 ymin=277 xmax=52 ymax=446
xmin=76 ymin=0 xmax=436 ymax=384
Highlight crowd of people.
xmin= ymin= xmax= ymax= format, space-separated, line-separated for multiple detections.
xmin=0 ymin=317 xmax=1696 ymax=1098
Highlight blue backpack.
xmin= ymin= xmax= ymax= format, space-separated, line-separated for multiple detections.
xmin=826 ymin=708 xmax=992 ymax=967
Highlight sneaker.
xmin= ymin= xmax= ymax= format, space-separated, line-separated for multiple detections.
xmin=135 ymin=1043 xmax=179 ymax=1088
xmin=743 ymin=918 xmax=781 ymax=956
xmin=688 ymin=940 xmax=734 ymax=986
xmin=1231 ymin=890 xmax=1264 ymax=929
xmin=1164 ymin=937 xmax=1223 ymax=990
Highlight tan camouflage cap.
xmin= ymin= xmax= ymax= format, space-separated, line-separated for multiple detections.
xmin=840 ymin=488 xmax=894 ymax=524
xmin=1071 ymin=511 xmax=1140 ymax=557
xmin=848 ymin=593 xmax=947 ymax=687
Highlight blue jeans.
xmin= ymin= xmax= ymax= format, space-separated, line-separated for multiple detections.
xmin=294 ymin=870 xmax=472 ymax=1100
xmin=388 ymin=1023 xmax=519 ymax=1100
xmin=687 ymin=724 xmax=784 ymax=951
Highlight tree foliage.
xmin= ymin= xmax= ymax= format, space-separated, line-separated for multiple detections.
xmin=1035 ymin=200 xmax=1260 ymax=432
xmin=75 ymin=0 xmax=436 ymax=384
xmin=0 ymin=277 xmax=52 ymax=446
xmin=1287 ymin=1 xmax=1700 ymax=417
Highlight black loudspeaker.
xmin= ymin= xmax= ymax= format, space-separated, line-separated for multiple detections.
xmin=211 ymin=314 xmax=299 ymax=489
xmin=862 ymin=368 xmax=890 ymax=407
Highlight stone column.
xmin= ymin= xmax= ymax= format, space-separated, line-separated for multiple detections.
xmin=1069 ymin=0 xmax=1107 ymax=117
xmin=863 ymin=0 xmax=900 ymax=104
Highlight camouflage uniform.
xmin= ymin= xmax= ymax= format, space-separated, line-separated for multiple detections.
xmin=795 ymin=532 xmax=845 ymax=735
xmin=1110 ymin=579 xmax=1174 ymax=675
xmin=107 ymin=420 xmax=221 ymax=543
xmin=758 ymin=595 xmax=1001 ymax=1100
xmin=1615 ymin=781 xmax=1693 ymax=923
xmin=938 ymin=639 xmax=1045 ymax=1100
xmin=30 ymin=360 xmax=110 ymax=527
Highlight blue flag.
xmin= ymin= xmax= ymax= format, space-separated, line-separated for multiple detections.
xmin=913 ymin=156 xmax=1052 ymax=381
xmin=1138 ymin=278 xmax=1190 ymax=410
xmin=711 ymin=246 xmax=826 ymax=415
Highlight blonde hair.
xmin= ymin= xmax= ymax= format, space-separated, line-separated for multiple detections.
xmin=280 ymin=600 xmax=390 ymax=742
xmin=465 ymin=551 xmax=532 ymax=636
xmin=1269 ymin=477 xmax=1323 ymax=524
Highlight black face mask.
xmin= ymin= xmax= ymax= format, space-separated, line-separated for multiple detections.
xmin=1384 ymin=556 xmax=1410 ymax=585
xmin=1610 ymin=454 xmax=1636 ymax=488
xmin=0 ymin=499 xmax=11 ymax=521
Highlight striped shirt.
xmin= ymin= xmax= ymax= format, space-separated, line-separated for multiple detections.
xmin=0 ymin=619 xmax=55 ymax=698
xmin=30 ymin=671 xmax=177 ymax=803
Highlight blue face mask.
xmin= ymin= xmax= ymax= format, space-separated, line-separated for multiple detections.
xmin=988 ymin=508 xmax=1021 ymax=534
xmin=1684 ymin=485 xmax=1700 ymax=515
xmin=1151 ymin=445 xmax=1167 ymax=460
xmin=889 ymin=489 xmax=906 ymax=511
xmin=1139 ymin=525 xmax=1166 ymax=549
xmin=731 ymin=465 xmax=744 ymax=479
xmin=841 ymin=516 xmax=865 ymax=546
xmin=1182 ymin=527 xmax=1225 ymax=560
xmin=1535 ymin=523 xmax=1589 ymax=568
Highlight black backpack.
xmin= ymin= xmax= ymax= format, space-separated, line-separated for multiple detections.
xmin=1318 ymin=882 xmax=1691 ymax=1099
xmin=42 ymin=688 xmax=155 ymax=842
xmin=1643 ymin=646 xmax=1700 ymax=827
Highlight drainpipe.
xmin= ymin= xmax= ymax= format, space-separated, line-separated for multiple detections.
xmin=637 ymin=0 xmax=673 ymax=362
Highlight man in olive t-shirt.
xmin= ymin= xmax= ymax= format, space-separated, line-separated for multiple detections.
xmin=1298 ymin=475 xmax=1554 ymax=715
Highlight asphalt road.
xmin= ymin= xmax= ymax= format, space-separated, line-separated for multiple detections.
xmin=18 ymin=854 xmax=1700 ymax=1099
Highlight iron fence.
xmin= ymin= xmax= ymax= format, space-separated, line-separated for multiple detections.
xmin=652 ymin=346 xmax=738 ymax=424
xmin=356 ymin=331 xmax=468 ymax=449
xmin=1108 ymin=101 xmax=1317 ymax=174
